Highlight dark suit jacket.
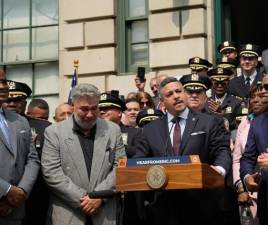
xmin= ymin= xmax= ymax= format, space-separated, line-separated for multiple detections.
xmin=135 ymin=110 xmax=231 ymax=171
xmin=134 ymin=109 xmax=231 ymax=225
xmin=228 ymin=72 xmax=263 ymax=100
xmin=240 ymin=111 xmax=268 ymax=220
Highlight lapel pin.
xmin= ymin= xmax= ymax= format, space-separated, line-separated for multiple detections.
xmin=192 ymin=117 xmax=196 ymax=121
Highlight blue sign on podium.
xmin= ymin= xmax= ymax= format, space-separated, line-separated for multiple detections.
xmin=127 ymin=156 xmax=193 ymax=167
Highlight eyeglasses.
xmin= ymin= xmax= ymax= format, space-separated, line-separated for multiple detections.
xmin=261 ymin=84 xmax=268 ymax=91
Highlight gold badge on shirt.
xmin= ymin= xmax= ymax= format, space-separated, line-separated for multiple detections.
xmin=122 ymin=133 xmax=128 ymax=146
xmin=225 ymin=106 xmax=232 ymax=114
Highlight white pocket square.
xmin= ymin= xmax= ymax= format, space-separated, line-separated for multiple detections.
xmin=19 ymin=130 xmax=26 ymax=133
xmin=190 ymin=131 xmax=206 ymax=136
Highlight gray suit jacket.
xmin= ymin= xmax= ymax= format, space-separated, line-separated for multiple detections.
xmin=0 ymin=109 xmax=40 ymax=222
xmin=41 ymin=117 xmax=126 ymax=225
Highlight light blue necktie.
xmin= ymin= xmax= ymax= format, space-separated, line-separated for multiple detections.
xmin=0 ymin=111 xmax=11 ymax=147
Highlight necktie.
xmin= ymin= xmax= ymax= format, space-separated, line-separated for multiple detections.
xmin=172 ymin=117 xmax=181 ymax=155
xmin=0 ymin=112 xmax=11 ymax=147
xmin=245 ymin=77 xmax=251 ymax=86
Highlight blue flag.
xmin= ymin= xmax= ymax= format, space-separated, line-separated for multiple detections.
xmin=67 ymin=67 xmax=78 ymax=104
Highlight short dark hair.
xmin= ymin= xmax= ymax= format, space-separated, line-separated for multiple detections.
xmin=159 ymin=77 xmax=180 ymax=98
xmin=28 ymin=98 xmax=49 ymax=111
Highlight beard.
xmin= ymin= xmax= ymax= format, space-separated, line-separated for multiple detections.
xmin=74 ymin=113 xmax=96 ymax=131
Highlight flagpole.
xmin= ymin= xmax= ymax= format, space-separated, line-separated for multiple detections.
xmin=67 ymin=59 xmax=79 ymax=104
xmin=73 ymin=59 xmax=79 ymax=76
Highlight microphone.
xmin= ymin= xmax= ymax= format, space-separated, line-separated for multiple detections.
xmin=163 ymin=117 xmax=177 ymax=156
xmin=88 ymin=190 xmax=118 ymax=199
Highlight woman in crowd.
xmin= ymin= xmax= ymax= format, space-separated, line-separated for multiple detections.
xmin=136 ymin=91 xmax=155 ymax=109
xmin=233 ymin=86 xmax=264 ymax=225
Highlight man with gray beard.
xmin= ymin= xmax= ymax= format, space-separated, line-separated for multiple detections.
xmin=41 ymin=83 xmax=126 ymax=225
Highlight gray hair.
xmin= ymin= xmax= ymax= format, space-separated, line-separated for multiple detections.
xmin=159 ymin=77 xmax=181 ymax=98
xmin=71 ymin=83 xmax=100 ymax=102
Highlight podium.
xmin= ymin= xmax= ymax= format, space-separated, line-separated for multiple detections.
xmin=116 ymin=155 xmax=224 ymax=192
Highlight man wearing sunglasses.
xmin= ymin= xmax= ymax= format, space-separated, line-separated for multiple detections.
xmin=228 ymin=44 xmax=263 ymax=101
xmin=207 ymin=67 xmax=242 ymax=131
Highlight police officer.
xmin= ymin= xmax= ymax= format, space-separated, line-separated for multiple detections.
xmin=228 ymin=43 xmax=263 ymax=101
xmin=218 ymin=41 xmax=238 ymax=60
xmin=180 ymin=73 xmax=212 ymax=112
xmin=136 ymin=108 xmax=163 ymax=128
xmin=217 ymin=56 xmax=238 ymax=79
xmin=188 ymin=57 xmax=212 ymax=77
xmin=207 ymin=67 xmax=242 ymax=131
xmin=3 ymin=80 xmax=51 ymax=154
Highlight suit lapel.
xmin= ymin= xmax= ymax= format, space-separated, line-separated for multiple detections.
xmin=180 ymin=110 xmax=198 ymax=154
xmin=90 ymin=119 xmax=109 ymax=190
xmin=221 ymin=95 xmax=231 ymax=109
xmin=161 ymin=116 xmax=172 ymax=156
xmin=252 ymin=72 xmax=262 ymax=87
xmin=64 ymin=119 xmax=90 ymax=190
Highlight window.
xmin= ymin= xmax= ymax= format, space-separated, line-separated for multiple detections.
xmin=0 ymin=0 xmax=59 ymax=120
xmin=117 ymin=0 xmax=149 ymax=73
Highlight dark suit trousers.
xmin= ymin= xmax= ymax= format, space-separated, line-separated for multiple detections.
xmin=148 ymin=190 xmax=219 ymax=225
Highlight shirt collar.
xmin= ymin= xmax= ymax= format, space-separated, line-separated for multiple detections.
xmin=167 ymin=107 xmax=189 ymax=123
xmin=215 ymin=93 xmax=227 ymax=104
xmin=243 ymin=70 xmax=257 ymax=82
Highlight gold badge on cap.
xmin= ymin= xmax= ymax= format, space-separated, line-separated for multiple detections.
xmin=225 ymin=106 xmax=232 ymax=114
xmin=217 ymin=68 xmax=223 ymax=74
xmin=100 ymin=93 xmax=107 ymax=101
xmin=223 ymin=41 xmax=229 ymax=47
xmin=242 ymin=108 xmax=248 ymax=114
xmin=246 ymin=44 xmax=252 ymax=50
xmin=7 ymin=81 xmax=16 ymax=90
xmin=147 ymin=109 xmax=154 ymax=115
xmin=194 ymin=57 xmax=200 ymax=63
xmin=191 ymin=73 xmax=199 ymax=81
xmin=222 ymin=56 xmax=228 ymax=62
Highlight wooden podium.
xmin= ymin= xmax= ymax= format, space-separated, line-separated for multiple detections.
xmin=116 ymin=155 xmax=224 ymax=192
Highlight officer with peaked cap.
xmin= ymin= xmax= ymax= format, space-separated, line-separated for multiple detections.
xmin=136 ymin=108 xmax=163 ymax=128
xmin=218 ymin=41 xmax=238 ymax=60
xmin=188 ymin=57 xmax=212 ymax=77
xmin=228 ymin=43 xmax=263 ymax=101
xmin=180 ymin=73 xmax=212 ymax=112
xmin=206 ymin=67 xmax=242 ymax=131
xmin=3 ymin=80 xmax=32 ymax=114
xmin=217 ymin=56 xmax=238 ymax=79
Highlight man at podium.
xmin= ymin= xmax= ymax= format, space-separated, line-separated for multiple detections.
xmin=135 ymin=76 xmax=231 ymax=225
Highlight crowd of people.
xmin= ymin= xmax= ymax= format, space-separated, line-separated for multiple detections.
xmin=0 ymin=41 xmax=268 ymax=225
